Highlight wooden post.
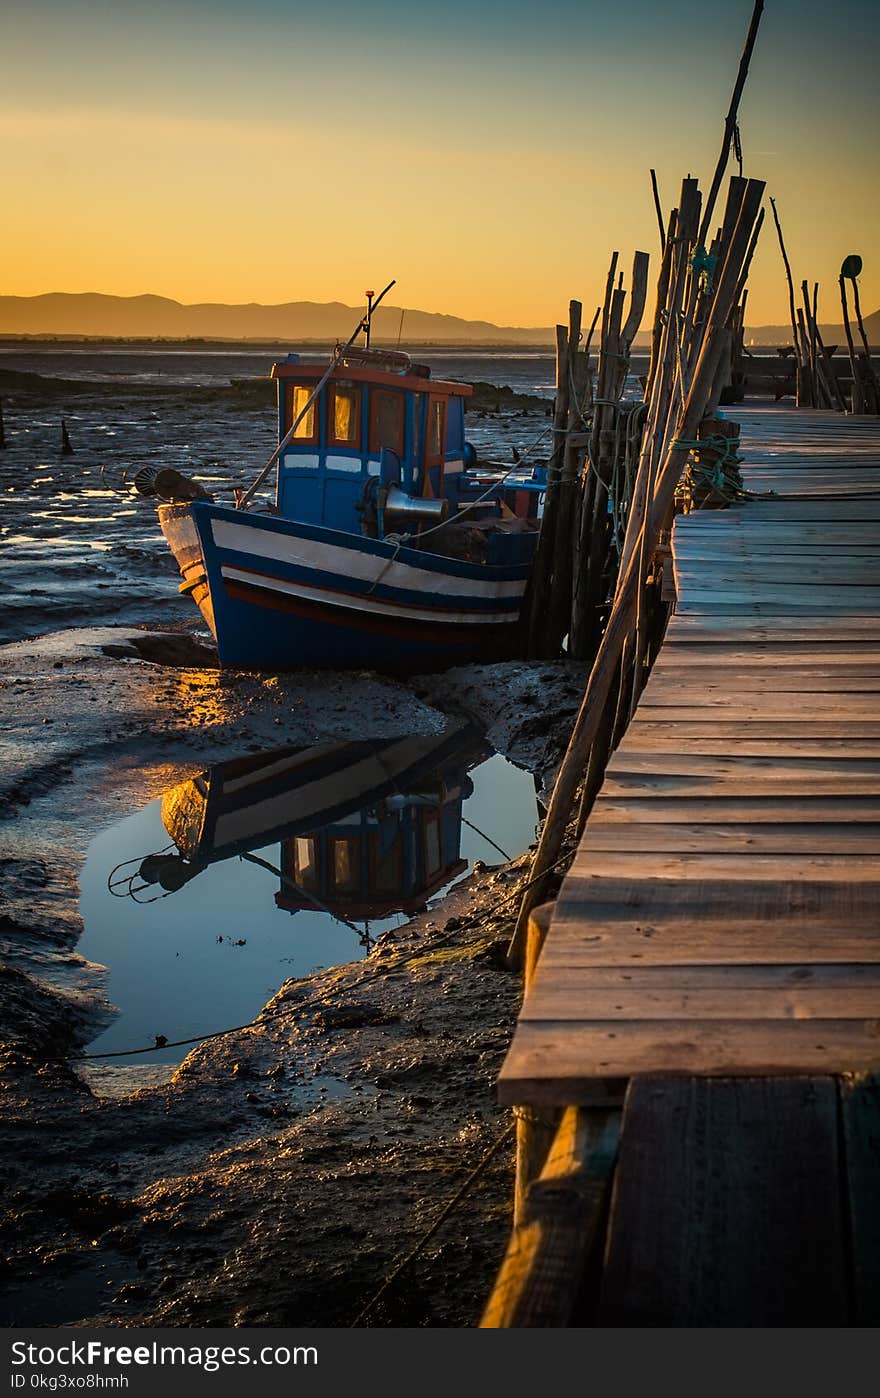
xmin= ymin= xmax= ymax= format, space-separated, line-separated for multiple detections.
xmin=839 ymin=275 xmax=865 ymax=414
xmin=815 ymin=320 xmax=846 ymax=412
xmin=545 ymin=302 xmax=584 ymax=650
xmin=851 ymin=275 xmax=880 ymax=413
xmin=650 ymin=169 xmax=666 ymax=253
xmin=698 ymin=0 xmax=765 ymax=248
xmin=0 ymin=398 xmax=5 ymax=450
xmin=514 ymin=902 xmax=560 ymax=1224
xmin=482 ymin=1107 xmax=620 ymax=1328
xmin=527 ymin=325 xmax=570 ymax=655
xmin=509 ymin=178 xmax=765 ymax=963
xmin=769 ymin=195 xmax=807 ymax=402
xmin=61 ymin=419 xmax=74 ymax=455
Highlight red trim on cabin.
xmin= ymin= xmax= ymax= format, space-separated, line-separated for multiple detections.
xmin=271 ymin=362 xmax=472 ymax=398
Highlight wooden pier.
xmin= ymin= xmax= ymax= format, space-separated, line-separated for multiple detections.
xmin=485 ymin=405 xmax=880 ymax=1326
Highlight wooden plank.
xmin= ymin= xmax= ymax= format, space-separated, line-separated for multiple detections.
xmin=840 ymin=1074 xmax=880 ymax=1324
xmin=634 ymin=698 xmax=880 ymax=716
xmin=552 ymin=874 xmax=880 ymax=924
xmin=604 ymin=752 xmax=880 ymax=780
xmin=516 ymin=964 xmax=880 ymax=989
xmin=481 ymin=1107 xmax=619 ymax=1328
xmin=497 ymin=1022 xmax=880 ymax=1102
xmin=580 ymin=824 xmax=880 ymax=855
xmin=521 ymin=977 xmax=880 ymax=1022
xmin=656 ymin=647 xmax=880 ymax=664
xmin=539 ymin=922 xmax=880 ymax=970
xmin=566 ymin=850 xmax=880 ymax=879
xmin=622 ymin=735 xmax=880 ymax=757
xmin=643 ymin=674 xmax=880 ymax=694
xmin=590 ymin=798 xmax=880 ymax=823
xmin=598 ymin=1077 xmax=848 ymax=1325
xmin=601 ymin=773 xmax=880 ymax=798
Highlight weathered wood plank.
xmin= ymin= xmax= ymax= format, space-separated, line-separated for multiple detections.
xmin=538 ymin=924 xmax=880 ymax=968
xmin=643 ymin=675 xmax=880 ymax=694
xmin=553 ymin=874 xmax=880 ymax=922
xmin=520 ymin=979 xmax=880 ymax=1022
xmin=622 ymin=735 xmax=880 ymax=757
xmin=635 ymin=700 xmax=880 ymax=718
xmin=566 ymin=850 xmax=880 ymax=878
xmin=598 ymin=1077 xmax=848 ymax=1325
xmin=590 ymin=800 xmax=880 ymax=825
xmin=498 ymin=1022 xmax=880 ymax=1103
xmin=840 ymin=1074 xmax=880 ymax=1324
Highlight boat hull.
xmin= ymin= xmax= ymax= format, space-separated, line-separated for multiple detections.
xmin=159 ymin=502 xmax=531 ymax=670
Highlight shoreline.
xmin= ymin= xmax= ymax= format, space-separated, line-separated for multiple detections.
xmin=0 ymin=625 xmax=580 ymax=1327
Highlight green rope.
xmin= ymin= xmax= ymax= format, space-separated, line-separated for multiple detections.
xmin=673 ymin=433 xmax=747 ymax=502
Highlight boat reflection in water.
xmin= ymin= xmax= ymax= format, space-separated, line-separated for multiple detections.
xmin=116 ymin=723 xmax=494 ymax=945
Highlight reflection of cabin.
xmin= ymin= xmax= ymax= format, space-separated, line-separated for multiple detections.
xmin=275 ymin=776 xmax=471 ymax=920
xmin=271 ymin=351 xmax=472 ymax=531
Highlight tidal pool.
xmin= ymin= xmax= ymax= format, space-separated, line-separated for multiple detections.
xmin=78 ymin=726 xmax=538 ymax=1066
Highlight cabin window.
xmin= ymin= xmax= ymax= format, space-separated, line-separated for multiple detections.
xmin=294 ymin=836 xmax=319 ymax=891
xmin=424 ymin=815 xmax=441 ymax=878
xmin=428 ymin=399 xmax=446 ymax=458
xmin=288 ymin=384 xmax=317 ymax=442
xmin=369 ymin=390 xmax=405 ymax=456
xmin=331 ymin=836 xmax=359 ymax=894
xmin=370 ymin=831 xmax=403 ymax=895
xmin=328 ymin=382 xmax=361 ymax=447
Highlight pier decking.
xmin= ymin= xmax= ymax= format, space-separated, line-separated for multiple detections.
xmin=487 ymin=406 xmax=880 ymax=1325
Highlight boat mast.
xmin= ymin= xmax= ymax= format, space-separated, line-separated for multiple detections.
xmin=238 ymin=280 xmax=396 ymax=510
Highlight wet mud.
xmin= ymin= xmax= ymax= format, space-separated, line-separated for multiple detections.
xmin=0 ymin=359 xmax=575 ymax=1328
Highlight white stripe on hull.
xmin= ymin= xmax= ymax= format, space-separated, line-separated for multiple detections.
xmin=210 ymin=517 xmax=524 ymax=601
xmin=221 ymin=565 xmax=522 ymax=625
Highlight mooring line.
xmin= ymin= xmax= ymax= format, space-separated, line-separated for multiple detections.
xmin=349 ymin=1121 xmax=515 ymax=1328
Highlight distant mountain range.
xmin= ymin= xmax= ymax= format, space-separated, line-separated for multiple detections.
xmin=744 ymin=309 xmax=879 ymax=348
xmin=0 ymin=293 xmax=552 ymax=345
xmin=0 ymin=292 xmax=876 ymax=346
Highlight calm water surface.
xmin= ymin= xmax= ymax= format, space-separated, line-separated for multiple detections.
xmin=78 ymin=734 xmax=538 ymax=1065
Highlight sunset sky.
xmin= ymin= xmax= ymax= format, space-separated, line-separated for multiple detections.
xmin=2 ymin=0 xmax=878 ymax=327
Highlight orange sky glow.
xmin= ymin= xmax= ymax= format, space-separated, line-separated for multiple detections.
xmin=1 ymin=0 xmax=878 ymax=329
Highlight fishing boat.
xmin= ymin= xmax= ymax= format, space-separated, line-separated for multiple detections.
xmin=113 ymin=724 xmax=491 ymax=926
xmin=155 ymin=286 xmax=544 ymax=670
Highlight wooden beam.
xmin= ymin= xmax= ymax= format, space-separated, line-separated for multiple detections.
xmin=481 ymin=1107 xmax=620 ymax=1327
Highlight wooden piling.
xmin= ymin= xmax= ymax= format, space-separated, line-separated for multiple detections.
xmin=510 ymin=177 xmax=765 ymax=964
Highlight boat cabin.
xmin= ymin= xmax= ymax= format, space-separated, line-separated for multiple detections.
xmin=274 ymin=770 xmax=471 ymax=920
xmin=270 ymin=349 xmax=472 ymax=536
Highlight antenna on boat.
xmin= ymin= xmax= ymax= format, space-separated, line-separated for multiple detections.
xmin=238 ymin=279 xmax=396 ymax=510
xmin=364 ymin=290 xmax=374 ymax=348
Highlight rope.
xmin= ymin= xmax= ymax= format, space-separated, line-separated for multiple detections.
xmin=69 ymin=846 xmax=575 ymax=1062
xmin=349 ymin=1121 xmax=515 ymax=1327
xmin=673 ymin=433 xmax=745 ymax=501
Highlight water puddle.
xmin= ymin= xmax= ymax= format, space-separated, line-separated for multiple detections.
xmin=78 ymin=724 xmax=538 ymax=1069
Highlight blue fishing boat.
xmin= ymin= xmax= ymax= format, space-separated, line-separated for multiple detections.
xmin=115 ymin=723 xmax=491 ymax=927
xmin=156 ymin=288 xmax=543 ymax=670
